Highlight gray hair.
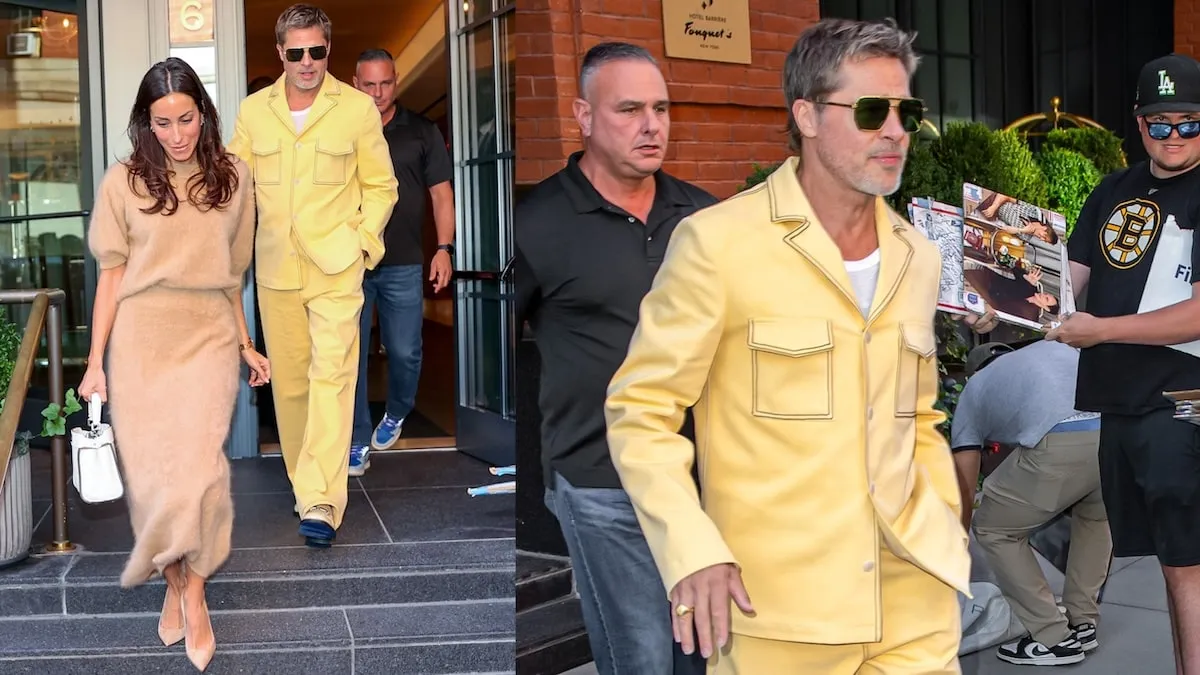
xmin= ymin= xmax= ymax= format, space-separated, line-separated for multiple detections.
xmin=783 ymin=18 xmax=920 ymax=151
xmin=579 ymin=42 xmax=658 ymax=100
xmin=275 ymin=4 xmax=331 ymax=45
xmin=357 ymin=49 xmax=394 ymax=66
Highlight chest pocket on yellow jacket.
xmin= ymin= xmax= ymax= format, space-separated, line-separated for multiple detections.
xmin=251 ymin=142 xmax=282 ymax=185
xmin=747 ymin=317 xmax=834 ymax=420
xmin=314 ymin=141 xmax=354 ymax=185
xmin=894 ymin=322 xmax=937 ymax=417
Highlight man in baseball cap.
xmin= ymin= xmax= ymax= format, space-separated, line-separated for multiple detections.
xmin=1135 ymin=53 xmax=1200 ymax=118
xmin=964 ymin=341 xmax=1015 ymax=377
xmin=969 ymin=52 xmax=1200 ymax=673
xmin=952 ymin=339 xmax=1108 ymax=666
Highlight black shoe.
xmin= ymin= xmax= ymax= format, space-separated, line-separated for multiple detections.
xmin=1070 ymin=622 xmax=1098 ymax=652
xmin=997 ymin=635 xmax=1086 ymax=666
xmin=298 ymin=505 xmax=336 ymax=548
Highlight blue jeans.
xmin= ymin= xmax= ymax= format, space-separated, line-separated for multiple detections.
xmin=545 ymin=472 xmax=706 ymax=675
xmin=352 ymin=264 xmax=424 ymax=446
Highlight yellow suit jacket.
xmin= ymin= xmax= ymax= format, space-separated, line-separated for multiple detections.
xmin=605 ymin=157 xmax=971 ymax=645
xmin=228 ymin=73 xmax=398 ymax=291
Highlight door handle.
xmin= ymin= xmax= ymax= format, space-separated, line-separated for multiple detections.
xmin=454 ymin=270 xmax=500 ymax=281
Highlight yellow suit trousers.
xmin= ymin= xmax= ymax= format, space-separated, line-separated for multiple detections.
xmin=257 ymin=250 xmax=365 ymax=529
xmin=709 ymin=545 xmax=962 ymax=674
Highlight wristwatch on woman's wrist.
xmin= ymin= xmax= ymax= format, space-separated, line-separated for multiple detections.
xmin=238 ymin=340 xmax=255 ymax=352
xmin=437 ymin=243 xmax=455 ymax=256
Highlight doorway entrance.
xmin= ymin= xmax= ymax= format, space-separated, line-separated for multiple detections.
xmin=241 ymin=0 xmax=457 ymax=454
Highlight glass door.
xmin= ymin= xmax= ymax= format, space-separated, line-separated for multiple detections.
xmin=447 ymin=0 xmax=515 ymax=467
xmin=0 ymin=0 xmax=92 ymax=392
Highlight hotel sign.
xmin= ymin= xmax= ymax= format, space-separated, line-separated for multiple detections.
xmin=169 ymin=0 xmax=214 ymax=45
xmin=662 ymin=0 xmax=752 ymax=65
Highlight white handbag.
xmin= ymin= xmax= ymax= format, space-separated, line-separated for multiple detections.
xmin=69 ymin=393 xmax=125 ymax=504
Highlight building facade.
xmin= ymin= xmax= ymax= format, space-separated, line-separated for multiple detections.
xmin=517 ymin=0 xmax=1176 ymax=202
xmin=1 ymin=0 xmax=517 ymax=465
xmin=517 ymin=0 xmax=820 ymax=199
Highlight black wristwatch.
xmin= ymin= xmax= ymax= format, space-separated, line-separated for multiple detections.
xmin=437 ymin=243 xmax=455 ymax=256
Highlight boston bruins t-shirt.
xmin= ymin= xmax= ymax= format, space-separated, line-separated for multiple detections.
xmin=1068 ymin=161 xmax=1200 ymax=415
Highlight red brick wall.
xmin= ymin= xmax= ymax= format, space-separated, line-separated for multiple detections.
xmin=516 ymin=0 xmax=821 ymax=198
xmin=1178 ymin=0 xmax=1200 ymax=58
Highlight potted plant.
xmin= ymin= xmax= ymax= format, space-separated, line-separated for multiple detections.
xmin=0 ymin=314 xmax=81 ymax=567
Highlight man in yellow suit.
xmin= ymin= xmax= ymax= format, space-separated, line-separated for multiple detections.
xmin=229 ymin=3 xmax=398 ymax=547
xmin=605 ymin=18 xmax=970 ymax=673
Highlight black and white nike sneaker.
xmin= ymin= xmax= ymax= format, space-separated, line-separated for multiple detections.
xmin=996 ymin=635 xmax=1086 ymax=666
xmin=1070 ymin=622 xmax=1098 ymax=652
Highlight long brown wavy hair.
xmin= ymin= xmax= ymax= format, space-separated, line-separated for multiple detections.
xmin=124 ymin=57 xmax=239 ymax=216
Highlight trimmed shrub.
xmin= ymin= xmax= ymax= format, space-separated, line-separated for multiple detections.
xmin=1044 ymin=127 xmax=1127 ymax=175
xmin=1038 ymin=148 xmax=1103 ymax=238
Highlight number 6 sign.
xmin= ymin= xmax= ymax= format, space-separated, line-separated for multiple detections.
xmin=169 ymin=0 xmax=213 ymax=44
xmin=181 ymin=0 xmax=204 ymax=31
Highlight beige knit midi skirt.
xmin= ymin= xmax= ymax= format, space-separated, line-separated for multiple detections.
xmin=107 ymin=287 xmax=237 ymax=587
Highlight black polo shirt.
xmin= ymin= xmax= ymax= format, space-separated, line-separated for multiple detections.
xmin=378 ymin=107 xmax=453 ymax=267
xmin=515 ymin=151 xmax=719 ymax=489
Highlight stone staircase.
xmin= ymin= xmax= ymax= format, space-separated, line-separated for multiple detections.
xmin=515 ymin=552 xmax=589 ymax=675
xmin=0 ymin=451 xmax=515 ymax=673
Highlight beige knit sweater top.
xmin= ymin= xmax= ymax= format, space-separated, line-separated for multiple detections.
xmin=87 ymin=155 xmax=255 ymax=303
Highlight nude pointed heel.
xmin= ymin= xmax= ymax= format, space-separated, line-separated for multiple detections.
xmin=157 ymin=585 xmax=184 ymax=646
xmin=180 ymin=598 xmax=215 ymax=672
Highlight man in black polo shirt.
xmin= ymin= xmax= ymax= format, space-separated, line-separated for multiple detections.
xmin=514 ymin=42 xmax=715 ymax=675
xmin=349 ymin=49 xmax=455 ymax=475
xmin=1031 ymin=54 xmax=1200 ymax=673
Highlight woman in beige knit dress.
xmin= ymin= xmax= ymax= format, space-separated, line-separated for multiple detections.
xmin=77 ymin=57 xmax=270 ymax=672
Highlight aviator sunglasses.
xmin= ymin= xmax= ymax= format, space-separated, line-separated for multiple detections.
xmin=1145 ymin=119 xmax=1200 ymax=141
xmin=284 ymin=45 xmax=328 ymax=62
xmin=815 ymin=96 xmax=927 ymax=133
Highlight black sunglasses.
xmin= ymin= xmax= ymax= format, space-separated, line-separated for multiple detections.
xmin=1146 ymin=120 xmax=1200 ymax=141
xmin=284 ymin=45 xmax=327 ymax=62
xmin=815 ymin=96 xmax=926 ymax=133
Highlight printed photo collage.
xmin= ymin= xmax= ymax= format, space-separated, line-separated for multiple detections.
xmin=906 ymin=184 xmax=1076 ymax=331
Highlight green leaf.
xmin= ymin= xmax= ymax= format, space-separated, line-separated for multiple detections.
xmin=41 ymin=403 xmax=60 ymax=420
xmin=63 ymin=388 xmax=83 ymax=416
xmin=41 ymin=416 xmax=66 ymax=437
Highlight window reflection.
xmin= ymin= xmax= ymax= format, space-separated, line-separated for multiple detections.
xmin=1 ymin=2 xmax=88 ymax=366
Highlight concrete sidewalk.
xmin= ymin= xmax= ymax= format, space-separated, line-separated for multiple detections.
xmin=562 ymin=554 xmax=1172 ymax=674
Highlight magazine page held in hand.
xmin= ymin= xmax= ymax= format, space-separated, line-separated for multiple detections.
xmin=908 ymin=197 xmax=969 ymax=316
xmin=960 ymin=183 xmax=1076 ymax=331
xmin=1164 ymin=389 xmax=1200 ymax=426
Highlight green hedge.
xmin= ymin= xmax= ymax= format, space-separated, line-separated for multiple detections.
xmin=0 ymin=315 xmax=19 ymax=401
xmin=1039 ymin=147 xmax=1103 ymax=238
xmin=739 ymin=123 xmax=1123 ymax=239
xmin=1044 ymin=127 xmax=1127 ymax=175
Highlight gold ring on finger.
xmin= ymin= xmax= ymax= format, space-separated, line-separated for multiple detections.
xmin=674 ymin=604 xmax=693 ymax=617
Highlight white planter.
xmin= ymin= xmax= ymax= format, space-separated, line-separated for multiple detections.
xmin=0 ymin=448 xmax=33 ymax=567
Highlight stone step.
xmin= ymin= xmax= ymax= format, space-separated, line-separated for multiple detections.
xmin=515 ymin=596 xmax=590 ymax=675
xmin=516 ymin=553 xmax=572 ymax=613
xmin=0 ymin=539 xmax=514 ymax=616
xmin=0 ymin=600 xmax=515 ymax=674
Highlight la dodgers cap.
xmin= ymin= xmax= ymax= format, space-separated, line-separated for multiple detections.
xmin=1135 ymin=53 xmax=1200 ymax=116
